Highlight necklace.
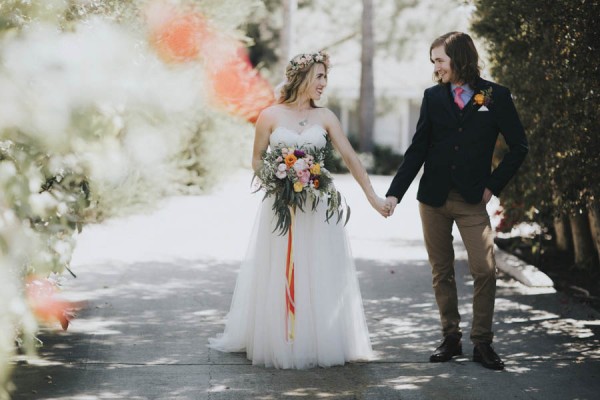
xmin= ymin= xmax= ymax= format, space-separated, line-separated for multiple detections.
xmin=298 ymin=108 xmax=310 ymax=126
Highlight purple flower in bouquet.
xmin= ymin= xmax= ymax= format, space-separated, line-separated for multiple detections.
xmin=294 ymin=149 xmax=305 ymax=158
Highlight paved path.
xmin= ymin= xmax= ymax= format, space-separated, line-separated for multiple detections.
xmin=11 ymin=170 xmax=600 ymax=399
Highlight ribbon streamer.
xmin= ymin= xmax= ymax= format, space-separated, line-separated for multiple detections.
xmin=285 ymin=207 xmax=296 ymax=341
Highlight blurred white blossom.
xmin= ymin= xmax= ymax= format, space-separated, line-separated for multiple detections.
xmin=0 ymin=0 xmax=259 ymax=396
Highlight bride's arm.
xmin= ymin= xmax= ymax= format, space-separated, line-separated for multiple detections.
xmin=323 ymin=109 xmax=388 ymax=217
xmin=252 ymin=108 xmax=274 ymax=173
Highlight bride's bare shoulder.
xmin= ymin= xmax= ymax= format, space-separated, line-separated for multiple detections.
xmin=315 ymin=107 xmax=335 ymax=117
xmin=257 ymin=105 xmax=275 ymax=118
xmin=263 ymin=103 xmax=288 ymax=114
xmin=256 ymin=104 xmax=285 ymax=132
xmin=315 ymin=107 xmax=340 ymax=127
xmin=258 ymin=104 xmax=286 ymax=121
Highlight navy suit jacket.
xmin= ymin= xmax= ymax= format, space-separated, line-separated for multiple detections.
xmin=386 ymin=78 xmax=529 ymax=206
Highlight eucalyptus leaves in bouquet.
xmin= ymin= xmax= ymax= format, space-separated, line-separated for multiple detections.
xmin=254 ymin=138 xmax=350 ymax=235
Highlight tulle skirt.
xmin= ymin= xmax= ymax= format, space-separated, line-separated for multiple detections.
xmin=208 ymin=196 xmax=373 ymax=369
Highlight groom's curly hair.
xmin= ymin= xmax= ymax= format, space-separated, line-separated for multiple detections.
xmin=430 ymin=32 xmax=481 ymax=87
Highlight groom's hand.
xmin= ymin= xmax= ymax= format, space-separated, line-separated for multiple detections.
xmin=385 ymin=196 xmax=398 ymax=217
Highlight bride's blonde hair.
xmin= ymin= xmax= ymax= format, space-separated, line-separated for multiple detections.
xmin=278 ymin=51 xmax=330 ymax=107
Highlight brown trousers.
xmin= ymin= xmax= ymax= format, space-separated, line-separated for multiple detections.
xmin=419 ymin=190 xmax=497 ymax=344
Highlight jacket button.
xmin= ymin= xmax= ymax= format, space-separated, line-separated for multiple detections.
xmin=451 ymin=165 xmax=456 ymax=170
xmin=454 ymin=145 xmax=459 ymax=151
xmin=458 ymin=127 xmax=463 ymax=132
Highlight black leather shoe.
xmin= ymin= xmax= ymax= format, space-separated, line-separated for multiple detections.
xmin=473 ymin=343 xmax=505 ymax=370
xmin=429 ymin=336 xmax=462 ymax=362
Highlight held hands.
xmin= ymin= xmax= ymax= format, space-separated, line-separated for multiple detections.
xmin=384 ymin=196 xmax=398 ymax=217
xmin=370 ymin=196 xmax=391 ymax=218
xmin=370 ymin=196 xmax=397 ymax=218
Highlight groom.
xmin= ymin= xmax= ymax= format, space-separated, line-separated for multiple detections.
xmin=384 ymin=32 xmax=528 ymax=370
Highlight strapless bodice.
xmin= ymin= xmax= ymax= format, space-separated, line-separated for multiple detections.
xmin=269 ymin=125 xmax=327 ymax=149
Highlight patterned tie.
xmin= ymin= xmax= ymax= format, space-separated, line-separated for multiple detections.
xmin=453 ymin=87 xmax=465 ymax=110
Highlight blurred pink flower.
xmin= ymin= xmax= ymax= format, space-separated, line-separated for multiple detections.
xmin=276 ymin=163 xmax=287 ymax=179
xmin=293 ymin=158 xmax=307 ymax=172
xmin=296 ymin=169 xmax=310 ymax=184
xmin=26 ymin=276 xmax=85 ymax=331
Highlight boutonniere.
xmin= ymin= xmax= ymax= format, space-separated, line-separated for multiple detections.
xmin=474 ymin=87 xmax=493 ymax=109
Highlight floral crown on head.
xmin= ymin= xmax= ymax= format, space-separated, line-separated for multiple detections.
xmin=285 ymin=50 xmax=330 ymax=79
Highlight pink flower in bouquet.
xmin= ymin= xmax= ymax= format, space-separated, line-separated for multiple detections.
xmin=276 ymin=156 xmax=283 ymax=163
xmin=293 ymin=158 xmax=307 ymax=172
xmin=304 ymin=154 xmax=314 ymax=165
xmin=281 ymin=147 xmax=290 ymax=156
xmin=296 ymin=169 xmax=310 ymax=184
xmin=276 ymin=163 xmax=287 ymax=179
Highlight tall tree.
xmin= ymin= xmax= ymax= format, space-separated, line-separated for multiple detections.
xmin=279 ymin=0 xmax=297 ymax=73
xmin=359 ymin=0 xmax=375 ymax=152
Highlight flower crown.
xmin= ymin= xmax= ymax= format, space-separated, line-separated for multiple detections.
xmin=285 ymin=51 xmax=330 ymax=79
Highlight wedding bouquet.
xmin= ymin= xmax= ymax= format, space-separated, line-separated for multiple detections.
xmin=254 ymin=139 xmax=349 ymax=235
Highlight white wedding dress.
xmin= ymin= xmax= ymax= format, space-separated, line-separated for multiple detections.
xmin=208 ymin=125 xmax=373 ymax=369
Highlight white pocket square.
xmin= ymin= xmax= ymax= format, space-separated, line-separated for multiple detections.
xmin=478 ymin=105 xmax=489 ymax=112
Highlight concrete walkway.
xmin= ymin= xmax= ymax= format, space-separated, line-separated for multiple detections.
xmin=10 ymin=170 xmax=600 ymax=399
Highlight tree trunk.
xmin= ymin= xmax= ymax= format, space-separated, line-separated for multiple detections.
xmin=553 ymin=213 xmax=571 ymax=252
xmin=359 ymin=0 xmax=375 ymax=153
xmin=569 ymin=212 xmax=597 ymax=267
xmin=279 ymin=0 xmax=297 ymax=73
xmin=588 ymin=204 xmax=600 ymax=267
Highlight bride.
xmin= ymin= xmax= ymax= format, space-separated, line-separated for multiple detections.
xmin=208 ymin=51 xmax=389 ymax=369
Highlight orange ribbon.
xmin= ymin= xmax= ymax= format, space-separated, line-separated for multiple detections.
xmin=285 ymin=207 xmax=296 ymax=341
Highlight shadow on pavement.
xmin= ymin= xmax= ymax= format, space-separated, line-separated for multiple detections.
xmin=10 ymin=253 xmax=600 ymax=399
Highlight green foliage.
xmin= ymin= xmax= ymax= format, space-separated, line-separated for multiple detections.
xmin=244 ymin=0 xmax=280 ymax=70
xmin=323 ymin=147 xmax=346 ymax=174
xmin=177 ymin=114 xmax=254 ymax=194
xmin=371 ymin=144 xmax=404 ymax=175
xmin=326 ymin=135 xmax=404 ymax=176
xmin=471 ymin=0 xmax=600 ymax=227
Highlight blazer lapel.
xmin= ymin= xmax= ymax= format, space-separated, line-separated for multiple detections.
xmin=440 ymin=84 xmax=459 ymax=121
